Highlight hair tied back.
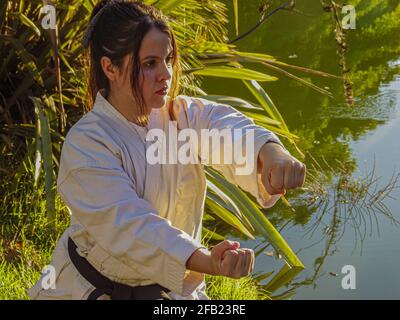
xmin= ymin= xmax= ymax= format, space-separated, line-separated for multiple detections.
xmin=82 ymin=2 xmax=111 ymax=48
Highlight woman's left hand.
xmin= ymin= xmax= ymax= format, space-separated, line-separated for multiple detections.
xmin=258 ymin=142 xmax=306 ymax=196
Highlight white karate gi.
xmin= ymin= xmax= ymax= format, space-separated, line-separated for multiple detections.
xmin=28 ymin=90 xmax=284 ymax=300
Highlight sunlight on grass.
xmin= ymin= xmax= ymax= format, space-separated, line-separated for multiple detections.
xmin=205 ymin=274 xmax=271 ymax=300
xmin=0 ymin=261 xmax=40 ymax=300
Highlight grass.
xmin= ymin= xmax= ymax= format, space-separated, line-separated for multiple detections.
xmin=0 ymin=222 xmax=56 ymax=300
xmin=205 ymin=274 xmax=271 ymax=300
xmin=0 ymin=260 xmax=40 ymax=300
xmin=0 ymin=231 xmax=270 ymax=300
xmin=0 ymin=153 xmax=69 ymax=300
xmin=0 ymin=262 xmax=269 ymax=300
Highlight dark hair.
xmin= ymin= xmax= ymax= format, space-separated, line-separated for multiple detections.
xmin=84 ymin=0 xmax=181 ymax=125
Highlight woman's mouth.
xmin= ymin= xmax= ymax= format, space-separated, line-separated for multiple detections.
xmin=156 ymin=88 xmax=168 ymax=96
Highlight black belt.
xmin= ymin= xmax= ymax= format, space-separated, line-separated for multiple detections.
xmin=67 ymin=237 xmax=170 ymax=300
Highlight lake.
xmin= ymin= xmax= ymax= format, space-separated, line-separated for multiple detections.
xmin=202 ymin=0 xmax=400 ymax=299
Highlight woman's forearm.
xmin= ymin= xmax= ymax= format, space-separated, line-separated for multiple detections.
xmin=185 ymin=247 xmax=216 ymax=275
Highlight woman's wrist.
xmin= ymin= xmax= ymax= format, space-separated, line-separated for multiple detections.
xmin=185 ymin=247 xmax=217 ymax=276
xmin=258 ymin=141 xmax=284 ymax=173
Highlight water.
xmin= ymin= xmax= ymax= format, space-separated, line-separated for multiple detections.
xmin=202 ymin=0 xmax=400 ymax=299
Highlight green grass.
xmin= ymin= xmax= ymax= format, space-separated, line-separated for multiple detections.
xmin=0 ymin=224 xmax=56 ymax=300
xmin=0 ymin=156 xmax=70 ymax=300
xmin=0 ymin=260 xmax=41 ymax=300
xmin=0 ymin=264 xmax=270 ymax=300
xmin=0 ymin=231 xmax=271 ymax=300
xmin=205 ymin=274 xmax=271 ymax=300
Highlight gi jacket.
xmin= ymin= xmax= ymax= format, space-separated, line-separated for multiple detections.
xmin=28 ymin=91 xmax=285 ymax=299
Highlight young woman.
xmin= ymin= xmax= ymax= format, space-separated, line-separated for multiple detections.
xmin=28 ymin=0 xmax=306 ymax=300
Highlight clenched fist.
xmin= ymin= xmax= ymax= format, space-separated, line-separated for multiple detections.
xmin=210 ymin=240 xmax=254 ymax=279
xmin=258 ymin=142 xmax=306 ymax=195
xmin=186 ymin=240 xmax=255 ymax=279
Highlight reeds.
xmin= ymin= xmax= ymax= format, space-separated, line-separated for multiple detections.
xmin=301 ymin=153 xmax=399 ymax=253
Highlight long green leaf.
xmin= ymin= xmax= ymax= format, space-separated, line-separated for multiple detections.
xmin=262 ymin=264 xmax=304 ymax=293
xmin=42 ymin=0 xmax=66 ymax=133
xmin=243 ymin=80 xmax=286 ymax=127
xmin=196 ymin=94 xmax=282 ymax=126
xmin=11 ymin=12 xmax=41 ymax=37
xmin=197 ymin=94 xmax=264 ymax=110
xmin=233 ymin=0 xmax=239 ymax=36
xmin=234 ymin=51 xmax=276 ymax=62
xmin=242 ymin=111 xmax=282 ymax=126
xmin=205 ymin=167 xmax=304 ymax=271
xmin=261 ymin=61 xmax=333 ymax=97
xmin=155 ymin=0 xmax=183 ymax=13
xmin=207 ymin=179 xmax=255 ymax=234
xmin=31 ymin=97 xmax=56 ymax=226
xmin=256 ymin=123 xmax=299 ymax=140
xmin=202 ymin=226 xmax=225 ymax=241
xmin=243 ymin=80 xmax=305 ymax=157
xmin=34 ymin=107 xmax=42 ymax=188
xmin=192 ymin=66 xmax=278 ymax=82
xmin=199 ymin=52 xmax=336 ymax=96
xmin=206 ymin=199 xmax=255 ymax=240
xmin=80 ymin=0 xmax=94 ymax=13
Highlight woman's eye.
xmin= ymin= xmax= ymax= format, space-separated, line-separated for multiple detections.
xmin=144 ymin=60 xmax=155 ymax=68
xmin=143 ymin=57 xmax=173 ymax=69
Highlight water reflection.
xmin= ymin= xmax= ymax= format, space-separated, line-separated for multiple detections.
xmin=243 ymin=155 xmax=399 ymax=297
xmin=203 ymin=0 xmax=400 ymax=298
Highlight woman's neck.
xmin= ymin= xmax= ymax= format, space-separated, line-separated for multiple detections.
xmin=106 ymin=90 xmax=146 ymax=126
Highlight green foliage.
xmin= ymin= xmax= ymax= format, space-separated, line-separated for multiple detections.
xmin=0 ymin=261 xmax=40 ymax=300
xmin=206 ymin=274 xmax=271 ymax=300
xmin=0 ymin=154 xmax=70 ymax=300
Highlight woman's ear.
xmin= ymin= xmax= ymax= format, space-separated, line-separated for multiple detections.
xmin=100 ymin=56 xmax=119 ymax=82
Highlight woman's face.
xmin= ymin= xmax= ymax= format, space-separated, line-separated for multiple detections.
xmin=116 ymin=27 xmax=174 ymax=111
xmin=139 ymin=27 xmax=174 ymax=109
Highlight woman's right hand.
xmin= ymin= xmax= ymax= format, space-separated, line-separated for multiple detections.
xmin=186 ymin=240 xmax=255 ymax=279
xmin=210 ymin=240 xmax=255 ymax=279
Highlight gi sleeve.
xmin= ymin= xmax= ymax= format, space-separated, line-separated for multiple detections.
xmin=57 ymin=130 xmax=206 ymax=297
xmin=172 ymin=96 xmax=289 ymax=208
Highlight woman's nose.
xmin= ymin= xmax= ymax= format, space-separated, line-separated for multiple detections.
xmin=158 ymin=62 xmax=172 ymax=81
